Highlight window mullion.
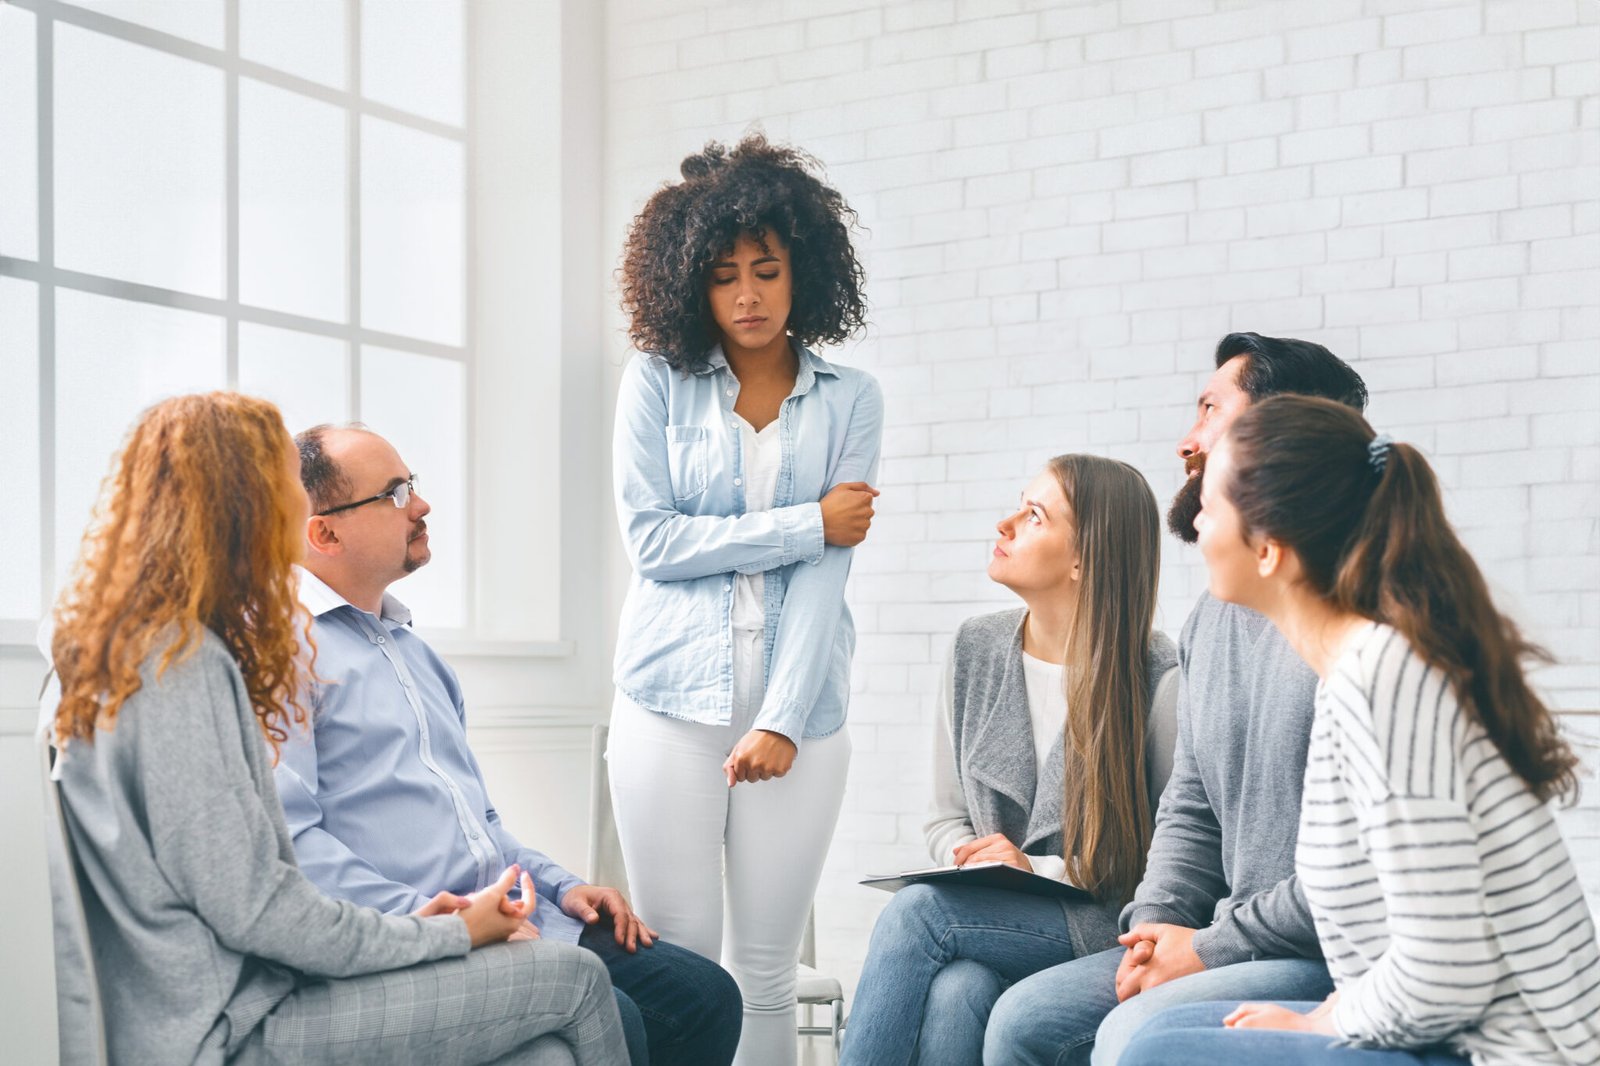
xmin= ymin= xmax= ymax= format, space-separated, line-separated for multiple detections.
xmin=36 ymin=6 xmax=55 ymax=619
xmin=346 ymin=0 xmax=361 ymax=424
xmin=225 ymin=0 xmax=239 ymax=389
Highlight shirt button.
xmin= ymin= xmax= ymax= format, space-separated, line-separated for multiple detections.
xmin=725 ymin=388 xmax=734 ymax=397
xmin=734 ymin=477 xmax=743 ymax=486
xmin=375 ymin=635 xmax=386 ymax=644
xmin=724 ymin=583 xmax=732 ymax=591
xmin=470 ymin=831 xmax=480 ymax=840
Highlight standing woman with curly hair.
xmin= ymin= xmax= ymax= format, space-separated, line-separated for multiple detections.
xmin=48 ymin=393 xmax=627 ymax=1065
xmin=607 ymin=134 xmax=882 ymax=1064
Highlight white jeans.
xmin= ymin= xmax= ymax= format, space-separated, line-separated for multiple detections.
xmin=608 ymin=629 xmax=851 ymax=1066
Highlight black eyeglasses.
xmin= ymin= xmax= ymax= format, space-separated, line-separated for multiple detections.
xmin=317 ymin=474 xmax=417 ymax=516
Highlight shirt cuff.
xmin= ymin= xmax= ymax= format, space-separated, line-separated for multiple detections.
xmin=542 ymin=873 xmax=587 ymax=907
xmin=1190 ymin=918 xmax=1254 ymax=969
xmin=1027 ymin=853 xmax=1069 ymax=882
xmin=779 ymin=502 xmax=825 ymax=566
xmin=752 ymin=694 xmax=810 ymax=748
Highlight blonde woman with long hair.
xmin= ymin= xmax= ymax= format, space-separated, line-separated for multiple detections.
xmin=48 ymin=392 xmax=626 ymax=1065
xmin=840 ymin=454 xmax=1177 ymax=1065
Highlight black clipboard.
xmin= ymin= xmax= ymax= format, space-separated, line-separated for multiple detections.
xmin=860 ymin=860 xmax=1092 ymax=902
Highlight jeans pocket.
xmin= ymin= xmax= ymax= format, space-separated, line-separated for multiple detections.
xmin=665 ymin=425 xmax=708 ymax=501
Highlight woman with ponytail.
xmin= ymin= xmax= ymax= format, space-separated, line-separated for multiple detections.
xmin=841 ymin=455 xmax=1178 ymax=1066
xmin=1121 ymin=395 xmax=1598 ymax=1066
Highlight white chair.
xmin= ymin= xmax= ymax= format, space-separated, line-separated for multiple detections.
xmin=589 ymin=723 xmax=847 ymax=1058
xmin=795 ymin=910 xmax=846 ymax=1052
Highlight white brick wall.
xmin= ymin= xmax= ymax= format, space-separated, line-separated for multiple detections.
xmin=602 ymin=0 xmax=1600 ymax=1001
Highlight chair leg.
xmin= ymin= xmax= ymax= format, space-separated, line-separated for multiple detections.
xmin=831 ymin=998 xmax=844 ymax=1053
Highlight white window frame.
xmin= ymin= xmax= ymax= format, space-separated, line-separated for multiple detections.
xmin=0 ymin=0 xmax=499 ymax=646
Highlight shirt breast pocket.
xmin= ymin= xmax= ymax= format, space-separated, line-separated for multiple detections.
xmin=665 ymin=425 xmax=708 ymax=502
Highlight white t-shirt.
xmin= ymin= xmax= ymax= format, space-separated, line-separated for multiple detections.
xmin=1021 ymin=651 xmax=1066 ymax=779
xmin=729 ymin=415 xmax=783 ymax=632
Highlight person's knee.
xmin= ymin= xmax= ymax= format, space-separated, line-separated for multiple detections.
xmin=694 ymin=956 xmax=744 ymax=1033
xmin=876 ymin=883 xmax=947 ymax=941
xmin=1091 ymin=994 xmax=1166 ymax=1066
xmin=728 ymin=960 xmax=795 ymax=1013
xmin=927 ymin=959 xmax=1001 ymax=1017
xmin=984 ymin=982 xmax=1063 ymax=1066
xmin=560 ymin=942 xmax=617 ymax=1008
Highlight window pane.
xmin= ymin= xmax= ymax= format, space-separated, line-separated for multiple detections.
xmin=361 ymin=0 xmax=463 ymax=126
xmin=361 ymin=118 xmax=463 ymax=345
xmin=238 ymin=322 xmax=349 ymax=436
xmin=55 ymin=25 xmax=225 ymax=296
xmin=240 ymin=78 xmax=347 ymax=322
xmin=240 ymin=0 xmax=346 ymax=88
xmin=360 ymin=346 xmax=465 ymax=629
xmin=0 ymin=278 xmax=40 ymax=620
xmin=54 ymin=289 xmax=224 ymax=587
xmin=65 ymin=1 xmax=224 ymax=48
xmin=0 ymin=4 xmax=37 ymax=260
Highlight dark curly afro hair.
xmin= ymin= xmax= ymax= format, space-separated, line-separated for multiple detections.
xmin=619 ymin=134 xmax=867 ymax=373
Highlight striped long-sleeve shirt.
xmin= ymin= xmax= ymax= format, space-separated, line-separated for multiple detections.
xmin=1300 ymin=622 xmax=1600 ymax=1065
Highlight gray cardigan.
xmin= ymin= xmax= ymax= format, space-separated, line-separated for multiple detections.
xmin=927 ymin=608 xmax=1179 ymax=958
xmin=53 ymin=630 xmax=469 ymax=1065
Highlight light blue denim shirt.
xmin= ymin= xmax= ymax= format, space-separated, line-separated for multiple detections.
xmin=612 ymin=343 xmax=884 ymax=744
xmin=274 ymin=569 xmax=586 ymax=942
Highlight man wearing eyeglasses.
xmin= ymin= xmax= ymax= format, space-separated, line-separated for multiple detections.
xmin=275 ymin=424 xmax=742 ymax=1066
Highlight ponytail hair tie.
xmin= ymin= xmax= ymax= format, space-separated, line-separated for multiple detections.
xmin=1367 ymin=432 xmax=1394 ymax=475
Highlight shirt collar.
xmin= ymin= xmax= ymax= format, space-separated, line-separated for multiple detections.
xmin=699 ymin=342 xmax=841 ymax=392
xmin=295 ymin=566 xmax=414 ymax=627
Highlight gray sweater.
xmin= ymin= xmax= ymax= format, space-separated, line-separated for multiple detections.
xmin=54 ymin=630 xmax=469 ymax=1065
xmin=932 ymin=608 xmax=1179 ymax=959
xmin=1120 ymin=592 xmax=1324 ymax=968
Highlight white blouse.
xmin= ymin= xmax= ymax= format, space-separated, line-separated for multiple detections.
xmin=729 ymin=415 xmax=783 ymax=632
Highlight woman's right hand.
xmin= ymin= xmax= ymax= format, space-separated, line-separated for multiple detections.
xmin=820 ymin=481 xmax=879 ymax=546
xmin=460 ymin=865 xmax=537 ymax=948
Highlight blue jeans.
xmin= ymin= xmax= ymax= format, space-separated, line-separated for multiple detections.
xmin=1120 ymin=1002 xmax=1470 ymax=1065
xmin=579 ymin=921 xmax=742 ymax=1066
xmin=839 ymin=884 xmax=1084 ymax=1066
xmin=985 ymin=947 xmax=1334 ymax=1066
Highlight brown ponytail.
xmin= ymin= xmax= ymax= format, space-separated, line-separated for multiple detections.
xmin=1226 ymin=395 xmax=1579 ymax=802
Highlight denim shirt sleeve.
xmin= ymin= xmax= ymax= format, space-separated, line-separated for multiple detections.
xmin=276 ymin=718 xmax=429 ymax=915
xmin=753 ymin=372 xmax=884 ymax=744
xmin=614 ymin=356 xmax=825 ymax=582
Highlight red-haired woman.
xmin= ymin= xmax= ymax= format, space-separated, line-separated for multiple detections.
xmin=48 ymin=392 xmax=627 ymax=1065
xmin=1121 ymin=395 xmax=1599 ymax=1066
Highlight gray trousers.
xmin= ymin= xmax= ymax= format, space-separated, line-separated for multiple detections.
xmin=231 ymin=940 xmax=628 ymax=1065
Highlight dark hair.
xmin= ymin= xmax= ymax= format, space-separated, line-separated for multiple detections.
xmin=1224 ymin=395 xmax=1578 ymax=802
xmin=1168 ymin=333 xmax=1369 ymax=542
xmin=1051 ymin=455 xmax=1162 ymax=905
xmin=295 ymin=424 xmax=354 ymax=514
xmin=618 ymin=134 xmax=867 ymax=372
xmin=1216 ymin=332 xmax=1368 ymax=412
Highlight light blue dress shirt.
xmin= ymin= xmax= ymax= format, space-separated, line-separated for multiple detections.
xmin=612 ymin=343 xmax=884 ymax=743
xmin=275 ymin=570 xmax=585 ymax=942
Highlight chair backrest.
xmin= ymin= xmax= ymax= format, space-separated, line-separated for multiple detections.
xmin=37 ymin=670 xmax=109 ymax=1066
xmin=587 ymin=724 xmax=629 ymax=894
xmin=1143 ymin=665 xmax=1181 ymax=813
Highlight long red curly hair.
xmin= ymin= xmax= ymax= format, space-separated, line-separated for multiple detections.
xmin=52 ymin=392 xmax=313 ymax=754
